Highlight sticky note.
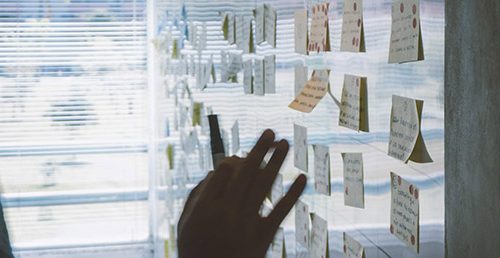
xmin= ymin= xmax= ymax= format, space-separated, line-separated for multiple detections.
xmin=243 ymin=59 xmax=253 ymax=94
xmin=227 ymin=52 xmax=243 ymax=82
xmin=295 ymin=200 xmax=310 ymax=249
xmin=338 ymin=74 xmax=369 ymax=132
xmin=294 ymin=64 xmax=308 ymax=97
xmin=294 ymin=124 xmax=308 ymax=172
xmin=342 ymin=153 xmax=364 ymax=209
xmin=222 ymin=12 xmax=235 ymax=44
xmin=264 ymin=55 xmax=276 ymax=94
xmin=313 ymin=145 xmax=331 ymax=195
xmin=254 ymin=59 xmax=265 ymax=96
xmin=220 ymin=50 xmax=228 ymax=82
xmin=235 ymin=16 xmax=254 ymax=53
xmin=231 ymin=120 xmax=240 ymax=154
xmin=310 ymin=213 xmax=329 ymax=258
xmin=254 ymin=4 xmax=277 ymax=47
xmin=272 ymin=227 xmax=287 ymax=258
xmin=390 ymin=172 xmax=420 ymax=253
xmin=308 ymin=3 xmax=331 ymax=53
xmin=340 ymin=0 xmax=365 ymax=52
xmin=289 ymin=70 xmax=330 ymax=113
xmin=388 ymin=0 xmax=424 ymax=63
xmin=388 ymin=95 xmax=432 ymax=163
xmin=270 ymin=173 xmax=284 ymax=206
xmin=295 ymin=10 xmax=308 ymax=55
xmin=342 ymin=233 xmax=365 ymax=258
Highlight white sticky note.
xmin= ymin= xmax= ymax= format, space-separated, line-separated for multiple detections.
xmin=295 ymin=10 xmax=308 ymax=55
xmin=254 ymin=59 xmax=265 ymax=96
xmin=388 ymin=95 xmax=432 ymax=163
xmin=289 ymin=70 xmax=330 ymax=113
xmin=310 ymin=213 xmax=329 ymax=258
xmin=294 ymin=124 xmax=308 ymax=172
xmin=243 ymin=59 xmax=253 ymax=94
xmin=313 ymin=145 xmax=331 ymax=195
xmin=388 ymin=0 xmax=424 ymax=63
xmin=264 ymin=4 xmax=277 ymax=48
xmin=294 ymin=64 xmax=308 ymax=97
xmin=270 ymin=173 xmax=284 ymax=206
xmin=295 ymin=200 xmax=310 ymax=249
xmin=339 ymin=74 xmax=369 ymax=132
xmin=390 ymin=172 xmax=420 ymax=253
xmin=342 ymin=153 xmax=364 ymax=209
xmin=231 ymin=120 xmax=240 ymax=154
xmin=272 ymin=227 xmax=287 ymax=258
xmin=340 ymin=0 xmax=365 ymax=52
xmin=264 ymin=55 xmax=276 ymax=94
xmin=254 ymin=5 xmax=265 ymax=44
xmin=220 ymin=50 xmax=228 ymax=82
xmin=342 ymin=233 xmax=365 ymax=258
xmin=308 ymin=3 xmax=331 ymax=53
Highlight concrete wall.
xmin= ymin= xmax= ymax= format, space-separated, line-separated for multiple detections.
xmin=445 ymin=1 xmax=500 ymax=257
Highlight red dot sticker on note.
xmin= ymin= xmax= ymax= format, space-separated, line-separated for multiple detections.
xmin=324 ymin=20 xmax=328 ymax=28
xmin=413 ymin=4 xmax=417 ymax=14
xmin=345 ymin=187 xmax=349 ymax=195
xmin=398 ymin=176 xmax=402 ymax=185
xmin=344 ymin=245 xmax=347 ymax=253
xmin=356 ymin=38 xmax=359 ymax=47
xmin=357 ymin=18 xmax=361 ymax=27
xmin=322 ymin=5 xmax=325 ymax=12
xmin=313 ymin=7 xmax=316 ymax=14
xmin=304 ymin=236 xmax=307 ymax=242
xmin=411 ymin=235 xmax=416 ymax=245
xmin=353 ymin=2 xmax=357 ymax=11
xmin=413 ymin=18 xmax=417 ymax=28
xmin=324 ymin=6 xmax=328 ymax=15
xmin=390 ymin=224 xmax=394 ymax=234
xmin=414 ymin=189 xmax=419 ymax=199
xmin=400 ymin=3 xmax=404 ymax=13
xmin=352 ymin=37 xmax=356 ymax=46
xmin=409 ymin=184 xmax=414 ymax=194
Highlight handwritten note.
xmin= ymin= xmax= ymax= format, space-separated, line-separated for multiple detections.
xmin=314 ymin=145 xmax=331 ymax=195
xmin=289 ymin=70 xmax=330 ymax=113
xmin=342 ymin=153 xmax=364 ymax=209
xmin=294 ymin=64 xmax=308 ymax=97
xmin=254 ymin=59 xmax=265 ymax=96
xmin=295 ymin=10 xmax=308 ymax=55
xmin=343 ymin=233 xmax=365 ymax=258
xmin=254 ymin=4 xmax=277 ymax=47
xmin=272 ymin=227 xmax=287 ymax=258
xmin=222 ymin=12 xmax=236 ymax=44
xmin=390 ymin=172 xmax=420 ymax=253
xmin=308 ymin=3 xmax=331 ymax=53
xmin=339 ymin=74 xmax=369 ymax=132
xmin=340 ymin=0 xmax=365 ymax=52
xmin=243 ymin=59 xmax=253 ymax=94
xmin=236 ymin=16 xmax=253 ymax=53
xmin=220 ymin=50 xmax=228 ymax=82
xmin=388 ymin=95 xmax=432 ymax=163
xmin=388 ymin=0 xmax=424 ymax=63
xmin=264 ymin=55 xmax=276 ymax=94
xmin=310 ymin=213 xmax=329 ymax=258
xmin=295 ymin=200 xmax=310 ymax=249
xmin=231 ymin=120 xmax=240 ymax=154
xmin=294 ymin=124 xmax=308 ymax=172
xmin=270 ymin=173 xmax=284 ymax=206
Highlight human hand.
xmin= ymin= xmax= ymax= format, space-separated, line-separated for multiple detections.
xmin=177 ymin=129 xmax=307 ymax=258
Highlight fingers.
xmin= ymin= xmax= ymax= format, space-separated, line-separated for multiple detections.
xmin=178 ymin=173 xmax=212 ymax=234
xmin=203 ymin=156 xmax=241 ymax=199
xmin=245 ymin=139 xmax=289 ymax=213
xmin=226 ymin=130 xmax=275 ymax=204
xmin=265 ymin=174 xmax=307 ymax=233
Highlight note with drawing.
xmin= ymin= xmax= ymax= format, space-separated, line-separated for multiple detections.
xmin=289 ymin=70 xmax=330 ymax=113
xmin=308 ymin=3 xmax=331 ymax=53
xmin=342 ymin=153 xmax=364 ymax=208
xmin=339 ymin=74 xmax=369 ymax=132
xmin=295 ymin=10 xmax=308 ymax=55
xmin=388 ymin=0 xmax=424 ymax=63
xmin=310 ymin=213 xmax=329 ymax=258
xmin=314 ymin=145 xmax=331 ymax=195
xmin=294 ymin=124 xmax=308 ymax=172
xmin=340 ymin=0 xmax=365 ymax=52
xmin=295 ymin=200 xmax=309 ymax=249
xmin=390 ymin=172 xmax=420 ymax=253
xmin=343 ymin=233 xmax=365 ymax=258
xmin=388 ymin=95 xmax=432 ymax=163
